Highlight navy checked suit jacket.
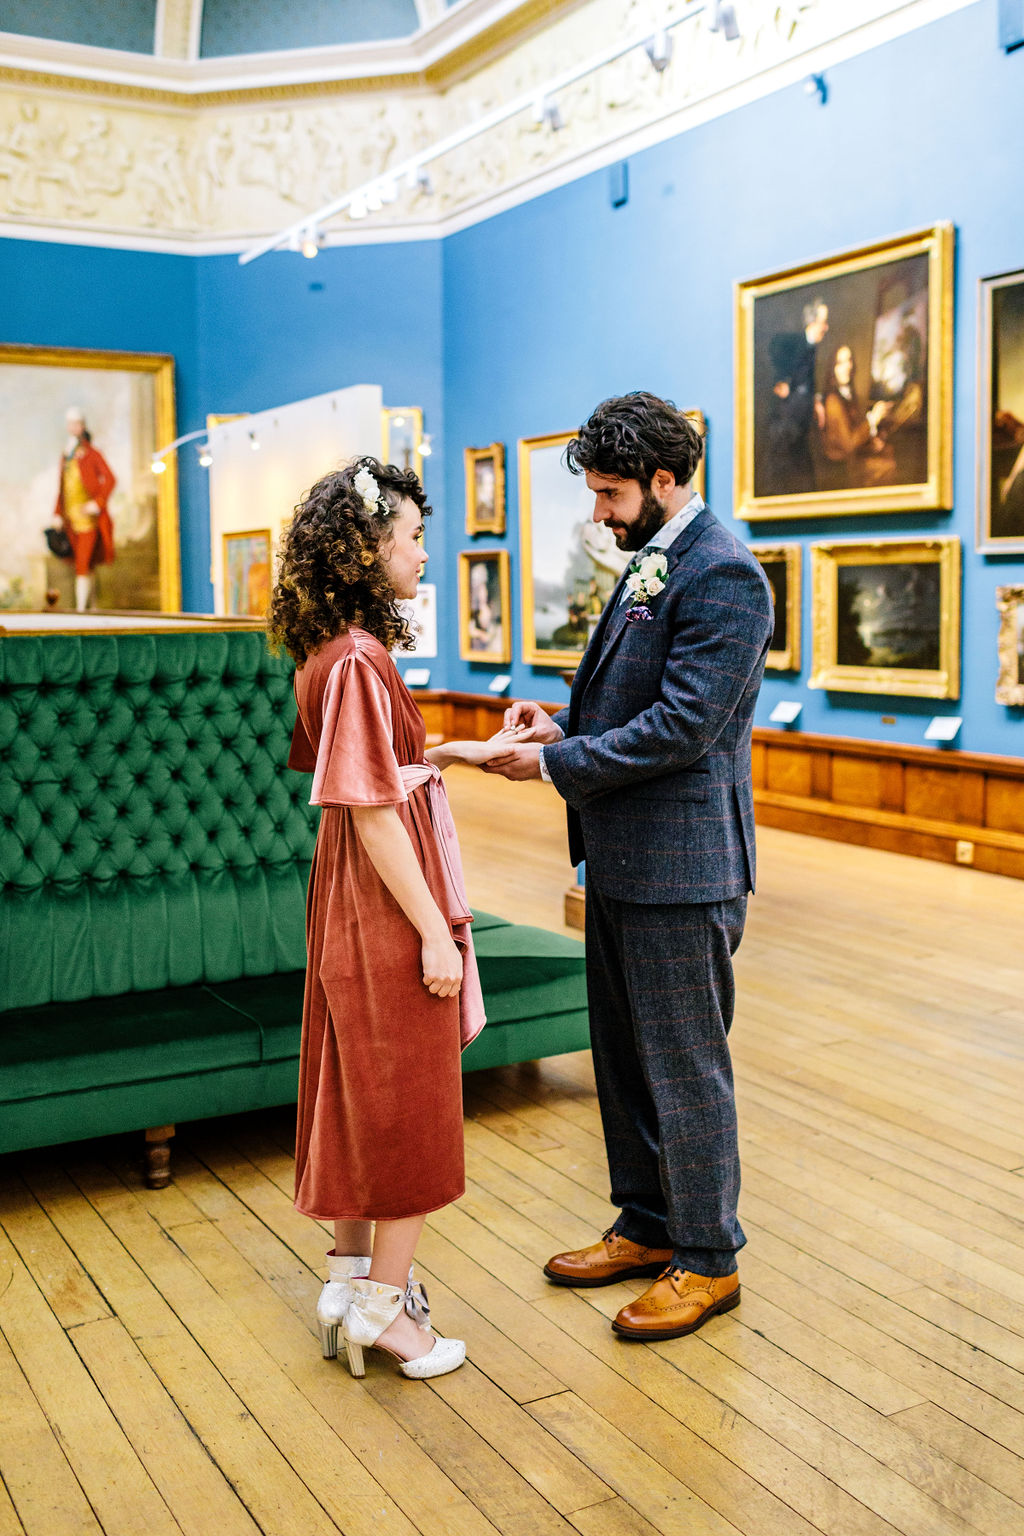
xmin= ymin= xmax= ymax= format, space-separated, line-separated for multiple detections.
xmin=542 ymin=507 xmax=774 ymax=904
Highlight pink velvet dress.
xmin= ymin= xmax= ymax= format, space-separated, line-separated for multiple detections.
xmin=287 ymin=628 xmax=484 ymax=1220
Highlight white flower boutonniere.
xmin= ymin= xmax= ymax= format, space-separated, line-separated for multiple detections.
xmin=354 ymin=466 xmax=384 ymax=514
xmin=625 ymin=551 xmax=668 ymax=622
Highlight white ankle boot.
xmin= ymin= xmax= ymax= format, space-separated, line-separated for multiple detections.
xmin=342 ymin=1277 xmax=466 ymax=1380
xmin=316 ymin=1252 xmax=371 ymax=1359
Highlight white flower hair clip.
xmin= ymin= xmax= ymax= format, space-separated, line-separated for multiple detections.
xmin=353 ymin=465 xmax=386 ymax=515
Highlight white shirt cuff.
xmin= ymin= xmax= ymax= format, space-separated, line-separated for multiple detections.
xmin=538 ymin=745 xmax=552 ymax=783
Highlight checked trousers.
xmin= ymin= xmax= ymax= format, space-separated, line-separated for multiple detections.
xmin=585 ymin=883 xmax=748 ymax=1277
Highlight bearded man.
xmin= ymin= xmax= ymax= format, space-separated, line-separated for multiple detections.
xmin=487 ymin=392 xmax=773 ymax=1340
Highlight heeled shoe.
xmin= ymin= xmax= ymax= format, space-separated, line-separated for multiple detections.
xmin=342 ymin=1277 xmax=466 ymax=1380
xmin=316 ymin=1251 xmax=371 ymax=1359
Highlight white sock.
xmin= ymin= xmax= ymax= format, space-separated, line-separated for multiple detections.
xmin=75 ymin=575 xmax=92 ymax=612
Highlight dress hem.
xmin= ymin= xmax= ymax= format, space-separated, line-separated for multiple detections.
xmin=293 ymin=1185 xmax=466 ymax=1223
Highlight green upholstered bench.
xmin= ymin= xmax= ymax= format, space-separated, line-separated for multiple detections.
xmin=0 ymin=627 xmax=589 ymax=1183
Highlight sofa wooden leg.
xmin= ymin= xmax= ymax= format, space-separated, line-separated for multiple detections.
xmin=144 ymin=1124 xmax=175 ymax=1189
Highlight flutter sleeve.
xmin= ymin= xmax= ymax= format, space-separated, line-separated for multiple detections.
xmin=309 ymin=654 xmax=409 ymax=807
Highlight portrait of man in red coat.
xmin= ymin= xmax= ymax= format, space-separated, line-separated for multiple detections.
xmin=55 ymin=406 xmax=117 ymax=611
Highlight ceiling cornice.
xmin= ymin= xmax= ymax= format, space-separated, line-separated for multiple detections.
xmin=0 ymin=0 xmax=584 ymax=103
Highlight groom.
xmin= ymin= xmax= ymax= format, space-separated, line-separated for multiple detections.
xmin=486 ymin=392 xmax=773 ymax=1340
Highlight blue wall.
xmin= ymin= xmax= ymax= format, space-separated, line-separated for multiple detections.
xmin=440 ymin=0 xmax=1024 ymax=755
xmin=3 ymin=0 xmax=1021 ymax=754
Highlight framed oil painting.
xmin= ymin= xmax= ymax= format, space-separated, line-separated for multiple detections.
xmin=223 ymin=529 xmax=272 ymax=617
xmin=977 ymin=271 xmax=1024 ymax=553
xmin=750 ymin=543 xmax=801 ymax=671
xmin=459 ymin=549 xmax=511 ymax=664
xmin=0 ymin=343 xmax=179 ymax=613
xmin=465 ymin=443 xmax=506 ymax=536
xmin=519 ymin=429 xmax=630 ymax=669
xmin=735 ymin=225 xmax=954 ymax=521
xmin=809 ymin=536 xmax=960 ymax=699
xmin=996 ymin=585 xmax=1024 ymax=706
xmin=382 ymin=407 xmax=424 ymax=480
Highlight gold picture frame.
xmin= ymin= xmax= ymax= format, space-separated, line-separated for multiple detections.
xmin=809 ymin=536 xmax=960 ymax=699
xmin=750 ymin=543 xmax=801 ymax=671
xmin=464 ymin=442 xmax=506 ymax=536
xmin=458 ymin=548 xmax=511 ymax=664
xmin=735 ymin=224 xmax=955 ymax=521
xmin=996 ymin=585 xmax=1024 ymax=706
xmin=977 ymin=270 xmax=1024 ymax=554
xmin=222 ymin=528 xmax=272 ymax=618
xmin=0 ymin=342 xmax=180 ymax=612
xmin=381 ymin=406 xmax=424 ymax=480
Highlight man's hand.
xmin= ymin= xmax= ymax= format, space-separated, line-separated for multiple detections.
xmin=502 ymin=699 xmax=563 ymax=744
xmin=483 ymin=743 xmax=544 ymax=781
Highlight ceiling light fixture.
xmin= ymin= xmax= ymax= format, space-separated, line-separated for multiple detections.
xmin=249 ymin=431 xmax=261 ymax=451
xmin=709 ymin=2 xmax=740 ymax=41
xmin=645 ymin=29 xmax=674 ymax=72
xmin=198 ymin=444 xmax=213 ymax=467
xmin=804 ymin=71 xmax=828 ymax=104
xmin=533 ymin=95 xmax=565 ymax=132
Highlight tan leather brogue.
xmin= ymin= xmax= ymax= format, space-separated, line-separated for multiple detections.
xmin=612 ymin=1267 xmax=740 ymax=1339
xmin=544 ymin=1228 xmax=673 ymax=1287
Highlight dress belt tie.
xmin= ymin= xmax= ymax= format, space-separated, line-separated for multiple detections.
xmin=398 ymin=760 xmax=486 ymax=1048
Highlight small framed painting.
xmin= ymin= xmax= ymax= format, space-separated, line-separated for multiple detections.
xmin=464 ymin=443 xmax=506 ymax=536
xmin=459 ymin=549 xmax=511 ymax=664
xmin=750 ymin=543 xmax=801 ymax=671
xmin=995 ymin=585 xmax=1024 ymax=706
xmin=977 ymin=271 xmax=1024 ymax=554
xmin=809 ymin=536 xmax=960 ymax=699
xmin=735 ymin=225 xmax=954 ymax=521
xmin=382 ymin=407 xmax=424 ymax=480
xmin=223 ymin=529 xmax=272 ymax=617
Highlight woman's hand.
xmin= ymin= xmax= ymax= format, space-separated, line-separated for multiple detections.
xmin=427 ymin=733 xmax=522 ymax=769
xmin=421 ymin=929 xmax=463 ymax=997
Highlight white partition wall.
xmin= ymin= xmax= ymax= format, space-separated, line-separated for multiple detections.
xmin=209 ymin=383 xmax=383 ymax=615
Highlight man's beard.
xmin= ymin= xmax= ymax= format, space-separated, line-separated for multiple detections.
xmin=618 ymin=489 xmax=668 ymax=552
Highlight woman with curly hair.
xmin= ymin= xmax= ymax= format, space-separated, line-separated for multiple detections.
xmin=270 ymin=456 xmax=513 ymax=1380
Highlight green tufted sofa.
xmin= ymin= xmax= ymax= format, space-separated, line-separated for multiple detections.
xmin=0 ymin=626 xmax=590 ymax=1183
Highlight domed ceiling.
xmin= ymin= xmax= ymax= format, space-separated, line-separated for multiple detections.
xmin=0 ymin=0 xmax=550 ymax=93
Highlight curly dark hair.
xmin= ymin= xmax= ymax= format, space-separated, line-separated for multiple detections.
xmin=565 ymin=392 xmax=705 ymax=489
xmin=268 ymin=456 xmax=430 ymax=665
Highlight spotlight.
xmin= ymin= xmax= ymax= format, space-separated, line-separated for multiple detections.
xmin=300 ymin=226 xmax=324 ymax=258
xmin=392 ymin=415 xmax=406 ymax=428
xmin=418 ymin=434 xmax=433 ymax=458
xmin=151 ymin=457 xmax=167 ymax=475
xmin=198 ymin=444 xmax=213 ymax=468
xmin=533 ymin=96 xmax=564 ymax=132
xmin=248 ymin=431 xmax=261 ymax=452
xmin=804 ymin=72 xmax=828 ymax=105
xmin=348 ymin=194 xmax=368 ymax=220
xmin=364 ymin=185 xmax=384 ymax=213
xmin=645 ymin=29 xmax=673 ymax=72
xmin=408 ymin=165 xmax=433 ymax=195
xmin=378 ymin=178 xmax=398 ymax=205
xmin=709 ymin=1 xmax=740 ymax=41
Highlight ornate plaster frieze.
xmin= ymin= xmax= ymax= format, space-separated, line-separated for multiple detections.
xmin=0 ymin=0 xmax=979 ymax=250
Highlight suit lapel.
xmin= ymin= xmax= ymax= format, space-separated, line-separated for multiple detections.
xmin=577 ymin=508 xmax=716 ymax=702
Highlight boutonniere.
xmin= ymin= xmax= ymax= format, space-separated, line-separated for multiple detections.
xmin=624 ymin=551 xmax=668 ymax=623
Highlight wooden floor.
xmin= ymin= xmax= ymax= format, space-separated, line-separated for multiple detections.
xmin=2 ymin=768 xmax=1024 ymax=1536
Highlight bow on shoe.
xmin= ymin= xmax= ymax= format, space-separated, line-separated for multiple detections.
xmin=405 ymin=1269 xmax=431 ymax=1328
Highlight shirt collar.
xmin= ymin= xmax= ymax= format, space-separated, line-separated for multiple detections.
xmin=643 ymin=491 xmax=705 ymax=553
